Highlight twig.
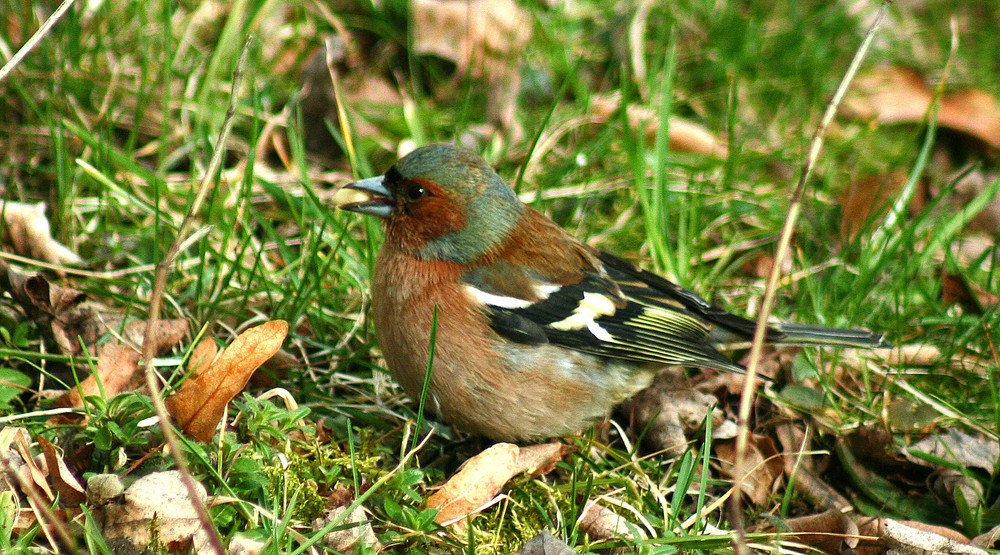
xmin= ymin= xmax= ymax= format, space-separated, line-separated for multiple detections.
xmin=0 ymin=0 xmax=77 ymax=83
xmin=138 ymin=35 xmax=254 ymax=555
xmin=728 ymin=3 xmax=888 ymax=552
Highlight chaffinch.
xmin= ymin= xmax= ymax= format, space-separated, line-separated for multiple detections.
xmin=341 ymin=144 xmax=889 ymax=442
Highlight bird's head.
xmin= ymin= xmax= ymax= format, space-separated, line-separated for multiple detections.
xmin=340 ymin=144 xmax=524 ymax=262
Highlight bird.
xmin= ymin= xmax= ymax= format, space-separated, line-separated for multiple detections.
xmin=339 ymin=143 xmax=890 ymax=442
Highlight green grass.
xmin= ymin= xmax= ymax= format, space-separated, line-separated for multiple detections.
xmin=1 ymin=0 xmax=999 ymax=553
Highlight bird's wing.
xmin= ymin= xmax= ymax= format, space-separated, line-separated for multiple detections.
xmin=460 ymin=255 xmax=744 ymax=373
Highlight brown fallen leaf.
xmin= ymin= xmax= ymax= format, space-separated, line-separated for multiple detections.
xmin=1 ymin=269 xmax=186 ymax=369
xmin=591 ymin=94 xmax=729 ymax=158
xmin=857 ymin=518 xmax=983 ymax=554
xmin=4 ymin=271 xmax=100 ymax=357
xmin=750 ymin=508 xmax=861 ymax=554
xmin=905 ymin=428 xmax=999 ymax=475
xmin=844 ymin=65 xmax=1000 ymax=149
xmin=52 ymin=319 xmax=188 ymax=412
xmin=187 ymin=337 xmax=220 ymax=378
xmin=427 ymin=441 xmax=567 ymax=530
xmin=412 ymin=0 xmax=529 ymax=80
xmin=578 ymin=500 xmax=647 ymax=543
xmin=621 ymin=369 xmax=722 ymax=457
xmin=166 ymin=321 xmax=289 ymax=442
xmin=973 ymin=523 xmax=1000 ymax=549
xmin=0 ymin=201 xmax=82 ymax=266
xmin=102 ymin=470 xmax=209 ymax=552
xmin=942 ymin=271 xmax=999 ymax=315
xmin=840 ymin=172 xmax=909 ymax=242
xmin=6 ymin=426 xmax=54 ymax=502
xmin=37 ymin=436 xmax=86 ymax=507
xmin=311 ymin=503 xmax=382 ymax=554
xmin=775 ymin=423 xmax=852 ymax=511
xmin=411 ymin=0 xmax=530 ymax=133
xmin=52 ymin=344 xmax=139 ymax=410
xmin=714 ymin=434 xmax=784 ymax=506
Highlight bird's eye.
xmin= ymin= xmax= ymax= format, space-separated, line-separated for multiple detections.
xmin=405 ymin=184 xmax=427 ymax=200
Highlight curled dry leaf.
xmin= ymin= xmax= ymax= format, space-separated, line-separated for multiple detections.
xmin=591 ymin=94 xmax=729 ymax=158
xmin=578 ymin=500 xmax=647 ymax=543
xmin=166 ymin=320 xmax=289 ymax=442
xmin=0 ymin=201 xmax=82 ymax=266
xmin=839 ymin=172 xmax=908 ymax=242
xmin=427 ymin=441 xmax=567 ymax=529
xmin=714 ymin=434 xmax=784 ymax=506
xmin=942 ymin=271 xmax=999 ymax=315
xmin=51 ymin=319 xmax=188 ymax=412
xmin=411 ymin=0 xmax=530 ymax=80
xmin=621 ymin=368 xmax=721 ymax=457
xmin=844 ymin=65 xmax=1000 ymax=149
xmin=905 ymin=428 xmax=999 ymax=475
xmin=750 ymin=508 xmax=860 ymax=554
xmin=37 ymin=436 xmax=86 ymax=507
xmin=411 ymin=0 xmax=530 ymax=134
xmin=973 ymin=524 xmax=1000 ymax=549
xmin=4 ymin=427 xmax=54 ymax=501
xmin=102 ymin=470 xmax=209 ymax=552
xmin=52 ymin=344 xmax=139 ymax=410
xmin=775 ymin=423 xmax=852 ymax=511
xmin=858 ymin=518 xmax=984 ymax=554
xmin=2 ymin=270 xmax=100 ymax=357
xmin=311 ymin=504 xmax=382 ymax=554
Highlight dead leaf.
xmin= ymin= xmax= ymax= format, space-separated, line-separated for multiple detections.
xmin=8 ymin=272 xmax=101 ymax=356
xmin=0 ymin=201 xmax=82 ymax=265
xmin=775 ymin=423 xmax=852 ymax=511
xmin=844 ymin=65 xmax=1000 ymax=149
xmin=621 ymin=369 xmax=721 ymax=456
xmin=7 ymin=427 xmax=53 ymax=501
xmin=939 ymin=89 xmax=1000 ymax=150
xmin=942 ymin=271 xmax=999 ymax=314
xmin=858 ymin=518 xmax=984 ymax=554
xmin=51 ymin=319 xmax=188 ymax=412
xmin=973 ymin=523 xmax=1000 ymax=549
xmin=840 ymin=172 xmax=908 ymax=242
xmin=166 ymin=321 xmax=289 ymax=442
xmin=516 ymin=529 xmax=578 ymax=555
xmin=187 ymin=338 xmax=219 ymax=378
xmin=714 ymin=434 xmax=784 ymax=505
xmin=37 ymin=436 xmax=86 ymax=507
xmin=578 ymin=500 xmax=646 ymax=543
xmin=591 ymin=94 xmax=729 ymax=158
xmin=228 ymin=535 xmax=266 ymax=555
xmin=427 ymin=441 xmax=567 ymax=529
xmin=311 ymin=504 xmax=382 ymax=554
xmin=515 ymin=442 xmax=570 ymax=477
xmin=411 ymin=0 xmax=530 ymax=134
xmin=905 ymin=429 xmax=999 ymax=474
xmin=750 ymin=508 xmax=860 ymax=554
xmin=1 ymin=269 xmax=186 ymax=367
xmin=52 ymin=344 xmax=139 ymax=410
xmin=102 ymin=470 xmax=208 ymax=551
xmin=411 ymin=0 xmax=529 ymax=81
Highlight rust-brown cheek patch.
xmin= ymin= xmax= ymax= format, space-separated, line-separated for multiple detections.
xmin=387 ymin=178 xmax=466 ymax=253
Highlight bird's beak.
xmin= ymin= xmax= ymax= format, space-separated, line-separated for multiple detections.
xmin=337 ymin=176 xmax=394 ymax=219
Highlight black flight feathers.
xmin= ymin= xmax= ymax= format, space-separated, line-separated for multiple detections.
xmin=465 ymin=251 xmax=888 ymax=373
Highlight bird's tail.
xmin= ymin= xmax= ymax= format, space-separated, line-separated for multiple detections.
xmin=771 ymin=322 xmax=891 ymax=349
